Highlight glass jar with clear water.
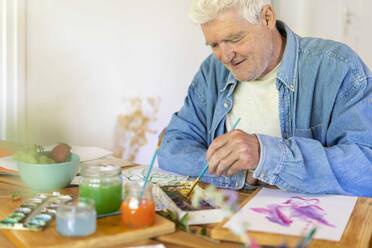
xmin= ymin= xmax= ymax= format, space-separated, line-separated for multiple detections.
xmin=79 ymin=164 xmax=122 ymax=215
xmin=56 ymin=198 xmax=96 ymax=237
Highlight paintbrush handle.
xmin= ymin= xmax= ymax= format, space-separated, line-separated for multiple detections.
xmin=140 ymin=149 xmax=158 ymax=198
xmin=231 ymin=117 xmax=241 ymax=130
xmin=140 ymin=129 xmax=167 ymax=198
xmin=198 ymin=164 xmax=209 ymax=178
xmin=144 ymin=149 xmax=158 ymax=182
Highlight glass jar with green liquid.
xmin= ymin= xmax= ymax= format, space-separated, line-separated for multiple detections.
xmin=79 ymin=164 xmax=122 ymax=215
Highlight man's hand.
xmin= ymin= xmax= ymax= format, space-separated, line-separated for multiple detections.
xmin=206 ymin=130 xmax=260 ymax=177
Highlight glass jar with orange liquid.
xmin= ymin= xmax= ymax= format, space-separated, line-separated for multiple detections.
xmin=121 ymin=182 xmax=155 ymax=228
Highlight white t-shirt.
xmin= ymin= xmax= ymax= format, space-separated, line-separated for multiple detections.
xmin=226 ymin=64 xmax=281 ymax=137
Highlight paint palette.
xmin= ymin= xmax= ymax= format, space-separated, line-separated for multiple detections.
xmin=0 ymin=192 xmax=73 ymax=231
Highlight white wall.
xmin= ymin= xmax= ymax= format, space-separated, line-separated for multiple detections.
xmin=0 ymin=0 xmax=27 ymax=142
xmin=24 ymin=0 xmax=209 ymax=164
xmin=274 ymin=0 xmax=372 ymax=67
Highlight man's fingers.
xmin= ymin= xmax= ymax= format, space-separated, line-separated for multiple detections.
xmin=207 ymin=131 xmax=261 ymax=178
xmin=215 ymin=163 xmax=231 ymax=176
xmin=206 ymin=134 xmax=229 ymax=160
xmin=225 ymin=160 xmax=243 ymax=177
xmin=208 ymin=158 xmax=219 ymax=174
xmin=215 ymin=154 xmax=239 ymax=176
xmin=207 ymin=144 xmax=234 ymax=174
xmin=217 ymin=149 xmax=240 ymax=175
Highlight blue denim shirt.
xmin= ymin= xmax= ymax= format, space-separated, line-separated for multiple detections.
xmin=158 ymin=21 xmax=372 ymax=197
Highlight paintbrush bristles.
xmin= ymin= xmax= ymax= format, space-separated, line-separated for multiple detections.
xmin=186 ymin=178 xmax=199 ymax=198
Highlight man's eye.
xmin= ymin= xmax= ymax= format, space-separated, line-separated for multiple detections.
xmin=230 ymin=37 xmax=241 ymax=43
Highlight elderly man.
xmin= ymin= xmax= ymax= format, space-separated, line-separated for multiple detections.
xmin=158 ymin=0 xmax=372 ymax=196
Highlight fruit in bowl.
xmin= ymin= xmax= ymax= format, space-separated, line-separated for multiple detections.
xmin=13 ymin=144 xmax=80 ymax=192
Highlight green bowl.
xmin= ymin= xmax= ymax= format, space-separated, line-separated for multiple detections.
xmin=17 ymin=153 xmax=80 ymax=192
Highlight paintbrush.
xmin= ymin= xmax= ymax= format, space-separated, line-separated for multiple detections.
xmin=185 ymin=117 xmax=241 ymax=198
xmin=185 ymin=165 xmax=208 ymax=199
xmin=296 ymin=227 xmax=317 ymax=248
xmin=140 ymin=129 xmax=166 ymax=198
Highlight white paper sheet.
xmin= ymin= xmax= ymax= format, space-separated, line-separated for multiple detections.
xmin=68 ymin=145 xmax=113 ymax=162
xmin=122 ymin=165 xmax=189 ymax=186
xmin=0 ymin=156 xmax=18 ymax=172
xmin=45 ymin=145 xmax=112 ymax=162
xmin=224 ymin=188 xmax=357 ymax=241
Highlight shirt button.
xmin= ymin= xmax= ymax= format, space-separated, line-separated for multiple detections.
xmin=223 ymin=101 xmax=229 ymax=108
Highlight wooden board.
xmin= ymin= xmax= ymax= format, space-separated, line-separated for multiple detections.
xmin=0 ymin=213 xmax=175 ymax=248
xmin=211 ymin=193 xmax=372 ymax=248
xmin=0 ymin=232 xmax=15 ymax=248
xmin=0 ymin=186 xmax=175 ymax=248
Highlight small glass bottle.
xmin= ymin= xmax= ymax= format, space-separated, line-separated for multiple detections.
xmin=79 ymin=164 xmax=122 ymax=215
xmin=121 ymin=182 xmax=155 ymax=228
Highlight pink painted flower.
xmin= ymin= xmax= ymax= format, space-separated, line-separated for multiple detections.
xmin=251 ymin=196 xmax=335 ymax=227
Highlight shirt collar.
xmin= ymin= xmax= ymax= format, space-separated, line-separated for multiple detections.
xmin=276 ymin=20 xmax=299 ymax=92
xmin=220 ymin=73 xmax=237 ymax=93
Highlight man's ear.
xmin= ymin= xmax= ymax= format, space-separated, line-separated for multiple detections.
xmin=260 ymin=5 xmax=276 ymax=29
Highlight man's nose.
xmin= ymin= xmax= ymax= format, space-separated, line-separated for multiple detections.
xmin=218 ymin=43 xmax=235 ymax=64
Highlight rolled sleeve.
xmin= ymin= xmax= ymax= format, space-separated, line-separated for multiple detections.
xmin=253 ymin=134 xmax=286 ymax=185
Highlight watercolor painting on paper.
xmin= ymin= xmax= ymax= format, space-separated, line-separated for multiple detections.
xmin=250 ymin=196 xmax=336 ymax=228
xmin=224 ymin=188 xmax=357 ymax=241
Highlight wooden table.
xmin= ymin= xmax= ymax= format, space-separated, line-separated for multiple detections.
xmin=0 ymin=174 xmax=371 ymax=247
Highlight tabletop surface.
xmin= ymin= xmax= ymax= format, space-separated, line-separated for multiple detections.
xmin=0 ymin=164 xmax=371 ymax=247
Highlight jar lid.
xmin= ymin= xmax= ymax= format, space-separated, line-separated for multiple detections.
xmin=80 ymin=164 xmax=121 ymax=177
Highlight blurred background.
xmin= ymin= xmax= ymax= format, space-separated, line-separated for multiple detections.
xmin=1 ymin=0 xmax=371 ymax=165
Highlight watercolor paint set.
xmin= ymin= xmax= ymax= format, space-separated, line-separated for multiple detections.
xmin=160 ymin=185 xmax=215 ymax=211
xmin=0 ymin=192 xmax=73 ymax=231
xmin=153 ymin=182 xmax=226 ymax=225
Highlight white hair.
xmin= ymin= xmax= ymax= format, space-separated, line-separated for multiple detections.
xmin=189 ymin=0 xmax=272 ymax=24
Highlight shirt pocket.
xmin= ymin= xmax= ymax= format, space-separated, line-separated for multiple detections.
xmin=294 ymin=124 xmax=325 ymax=143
